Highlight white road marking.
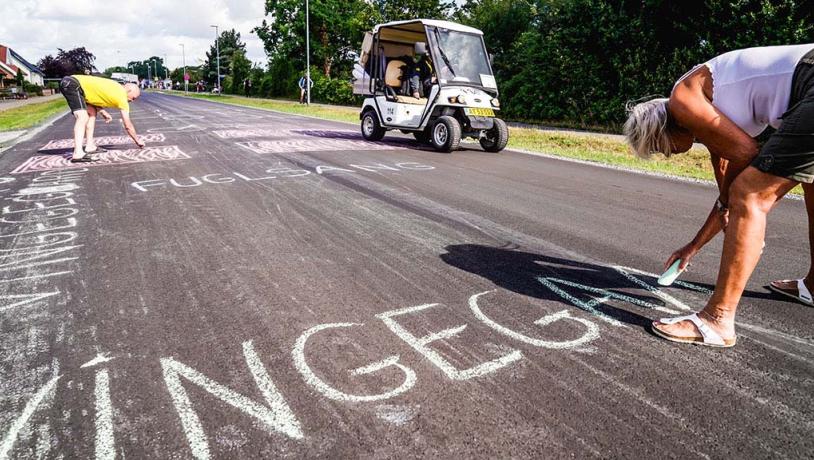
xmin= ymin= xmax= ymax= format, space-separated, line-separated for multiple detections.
xmin=292 ymin=323 xmax=417 ymax=402
xmin=0 ymin=372 xmax=61 ymax=460
xmin=94 ymin=369 xmax=115 ymax=460
xmin=468 ymin=290 xmax=600 ymax=349
xmin=377 ymin=304 xmax=523 ymax=381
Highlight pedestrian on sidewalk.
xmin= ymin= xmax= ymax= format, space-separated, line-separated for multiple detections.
xmin=625 ymin=43 xmax=814 ymax=348
xmin=58 ymin=74 xmax=144 ymax=162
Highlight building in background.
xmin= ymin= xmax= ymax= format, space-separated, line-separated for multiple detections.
xmin=0 ymin=44 xmax=45 ymax=87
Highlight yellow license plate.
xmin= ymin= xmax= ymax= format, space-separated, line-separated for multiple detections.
xmin=465 ymin=107 xmax=495 ymax=117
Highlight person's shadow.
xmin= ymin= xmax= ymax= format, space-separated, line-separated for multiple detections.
xmin=440 ymin=244 xmax=717 ymax=329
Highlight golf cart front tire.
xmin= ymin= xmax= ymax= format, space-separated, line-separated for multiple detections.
xmin=431 ymin=116 xmax=461 ymax=152
xmin=479 ymin=118 xmax=509 ymax=152
xmin=361 ymin=111 xmax=386 ymax=141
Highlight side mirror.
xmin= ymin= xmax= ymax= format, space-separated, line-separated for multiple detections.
xmin=415 ymin=42 xmax=428 ymax=56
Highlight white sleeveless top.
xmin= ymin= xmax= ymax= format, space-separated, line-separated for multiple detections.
xmin=675 ymin=44 xmax=814 ymax=137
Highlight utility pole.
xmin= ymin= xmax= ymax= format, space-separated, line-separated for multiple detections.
xmin=305 ymin=0 xmax=310 ymax=105
xmin=164 ymin=54 xmax=168 ymax=79
xmin=180 ymin=43 xmax=187 ymax=93
xmin=210 ymin=25 xmax=221 ymax=94
xmin=152 ymin=59 xmax=157 ymax=86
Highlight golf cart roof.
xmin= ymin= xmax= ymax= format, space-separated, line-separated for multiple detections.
xmin=373 ymin=19 xmax=484 ymax=36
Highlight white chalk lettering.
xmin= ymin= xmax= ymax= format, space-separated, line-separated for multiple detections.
xmin=292 ymin=323 xmax=417 ymax=402
xmin=0 ymin=245 xmax=81 ymax=269
xmin=7 ymin=191 xmax=74 ymax=203
xmin=0 ymin=232 xmax=78 ymax=251
xmin=131 ymin=180 xmax=166 ymax=192
xmin=169 ymin=177 xmax=203 ymax=188
xmin=348 ymin=163 xmax=400 ymax=172
xmin=0 ymin=291 xmax=60 ymax=313
xmin=94 ymin=369 xmax=115 ymax=460
xmin=316 ymin=166 xmax=356 ymax=175
xmin=0 ymin=372 xmax=61 ymax=460
xmin=201 ymin=174 xmax=235 ymax=184
xmin=15 ymin=184 xmax=80 ymax=195
xmin=377 ymin=304 xmax=522 ymax=381
xmin=0 ymin=207 xmax=79 ymax=224
xmin=161 ymin=343 xmax=302 ymax=459
xmin=2 ymin=198 xmax=76 ymax=214
xmin=265 ymin=168 xmax=310 ymax=178
xmin=233 ymin=172 xmax=277 ymax=182
xmin=469 ymin=291 xmax=600 ymax=349
xmin=395 ymin=162 xmax=435 ymax=170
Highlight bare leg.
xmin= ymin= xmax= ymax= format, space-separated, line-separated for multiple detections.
xmin=85 ymin=106 xmax=97 ymax=152
xmin=770 ymin=182 xmax=814 ymax=294
xmin=654 ymin=167 xmax=798 ymax=340
xmin=71 ymin=110 xmax=89 ymax=160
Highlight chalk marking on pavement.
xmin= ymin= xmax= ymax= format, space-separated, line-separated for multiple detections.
xmin=537 ymin=278 xmax=626 ymax=326
xmin=0 ymin=291 xmax=59 ymax=313
xmin=82 ymin=353 xmax=115 ymax=369
xmin=293 ymin=323 xmax=417 ymax=402
xmin=377 ymin=304 xmax=523 ymax=381
xmin=0 ymin=372 xmax=61 ymax=460
xmin=12 ymin=146 xmax=191 ymax=174
xmin=161 ymin=351 xmax=303 ymax=459
xmin=38 ymin=134 xmax=166 ymax=151
xmin=94 ymin=369 xmax=115 ymax=460
xmin=469 ymin=291 xmax=600 ymax=349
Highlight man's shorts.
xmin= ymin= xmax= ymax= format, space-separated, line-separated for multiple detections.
xmin=59 ymin=76 xmax=87 ymax=113
xmin=752 ymin=48 xmax=814 ymax=183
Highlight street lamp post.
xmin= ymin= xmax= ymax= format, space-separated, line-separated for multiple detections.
xmin=210 ymin=25 xmax=221 ymax=94
xmin=164 ymin=54 xmax=168 ymax=80
xmin=152 ymin=59 xmax=157 ymax=87
xmin=180 ymin=43 xmax=187 ymax=93
xmin=305 ymin=0 xmax=310 ymax=105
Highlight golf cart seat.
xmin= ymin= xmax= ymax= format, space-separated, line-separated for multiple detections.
xmin=385 ymin=59 xmax=427 ymax=105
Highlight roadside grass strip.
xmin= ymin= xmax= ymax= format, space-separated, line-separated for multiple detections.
xmin=0 ymin=99 xmax=68 ymax=132
xmin=165 ymin=92 xmax=803 ymax=195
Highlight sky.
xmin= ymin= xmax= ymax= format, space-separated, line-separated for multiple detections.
xmin=0 ymin=0 xmax=269 ymax=72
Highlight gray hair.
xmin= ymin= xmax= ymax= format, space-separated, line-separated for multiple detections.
xmin=624 ymin=98 xmax=672 ymax=159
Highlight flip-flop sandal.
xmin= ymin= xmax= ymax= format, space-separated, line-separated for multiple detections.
xmin=768 ymin=279 xmax=814 ymax=307
xmin=651 ymin=313 xmax=737 ymax=348
xmin=69 ymin=156 xmax=100 ymax=163
xmin=85 ymin=147 xmax=108 ymax=154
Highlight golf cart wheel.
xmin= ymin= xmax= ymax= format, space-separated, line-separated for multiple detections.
xmin=413 ymin=129 xmax=430 ymax=144
xmin=430 ymin=116 xmax=462 ymax=152
xmin=361 ymin=111 xmax=385 ymax=141
xmin=479 ymin=118 xmax=509 ymax=152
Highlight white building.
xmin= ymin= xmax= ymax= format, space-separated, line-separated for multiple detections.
xmin=0 ymin=44 xmax=45 ymax=87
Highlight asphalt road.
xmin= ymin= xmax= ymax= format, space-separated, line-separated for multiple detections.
xmin=1 ymin=92 xmax=812 ymax=459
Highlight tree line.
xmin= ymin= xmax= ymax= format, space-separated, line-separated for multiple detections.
xmin=37 ymin=0 xmax=814 ymax=129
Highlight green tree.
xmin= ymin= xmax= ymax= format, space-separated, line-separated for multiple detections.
xmin=229 ymin=49 xmax=252 ymax=95
xmin=372 ymin=0 xmax=454 ymax=21
xmin=254 ymin=0 xmax=374 ymax=77
xmin=15 ymin=69 xmax=24 ymax=87
xmin=203 ymin=29 xmax=246 ymax=86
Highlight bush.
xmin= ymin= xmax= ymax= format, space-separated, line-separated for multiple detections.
xmin=23 ymin=82 xmax=44 ymax=96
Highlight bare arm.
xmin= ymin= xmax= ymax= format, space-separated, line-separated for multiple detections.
xmin=120 ymin=111 xmax=144 ymax=148
xmin=669 ymin=71 xmax=759 ymax=204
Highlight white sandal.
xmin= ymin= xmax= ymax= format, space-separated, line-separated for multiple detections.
xmin=768 ymin=279 xmax=814 ymax=307
xmin=651 ymin=313 xmax=737 ymax=348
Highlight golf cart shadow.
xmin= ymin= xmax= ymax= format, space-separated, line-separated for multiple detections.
xmin=440 ymin=244 xmax=713 ymax=329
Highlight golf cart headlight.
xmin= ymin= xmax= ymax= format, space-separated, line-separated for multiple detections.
xmin=457 ymin=94 xmax=467 ymax=104
xmin=491 ymin=98 xmax=500 ymax=107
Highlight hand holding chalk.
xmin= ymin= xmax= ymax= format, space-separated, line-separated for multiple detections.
xmin=658 ymin=259 xmax=685 ymax=286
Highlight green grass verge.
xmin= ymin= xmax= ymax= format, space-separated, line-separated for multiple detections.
xmin=165 ymin=91 xmax=803 ymax=194
xmin=0 ymin=99 xmax=67 ymax=132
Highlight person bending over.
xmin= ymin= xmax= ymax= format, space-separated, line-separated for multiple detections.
xmin=59 ymin=74 xmax=144 ymax=162
xmin=625 ymin=43 xmax=814 ymax=347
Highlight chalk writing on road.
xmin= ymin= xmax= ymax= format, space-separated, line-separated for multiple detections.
xmin=12 ymin=146 xmax=192 ymax=174
xmin=0 ymin=169 xmax=86 ymax=459
xmin=37 ymin=134 xmax=166 ymax=151
xmin=130 ymin=162 xmax=436 ymax=192
xmin=237 ymin=138 xmax=407 ymax=154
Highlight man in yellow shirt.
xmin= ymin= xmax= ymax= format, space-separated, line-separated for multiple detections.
xmin=58 ymin=75 xmax=143 ymax=162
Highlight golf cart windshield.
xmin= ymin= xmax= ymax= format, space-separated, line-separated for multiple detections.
xmin=429 ymin=27 xmax=495 ymax=90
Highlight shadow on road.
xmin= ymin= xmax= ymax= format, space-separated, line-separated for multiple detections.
xmin=440 ymin=243 xmax=705 ymax=329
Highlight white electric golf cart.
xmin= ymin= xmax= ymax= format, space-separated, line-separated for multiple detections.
xmin=353 ymin=19 xmax=508 ymax=153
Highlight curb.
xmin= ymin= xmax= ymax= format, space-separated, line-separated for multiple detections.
xmin=0 ymin=109 xmax=70 ymax=156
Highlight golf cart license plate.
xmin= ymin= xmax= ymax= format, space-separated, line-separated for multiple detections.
xmin=465 ymin=108 xmax=495 ymax=117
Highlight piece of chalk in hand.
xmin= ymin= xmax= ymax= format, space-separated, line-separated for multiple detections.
xmin=658 ymin=259 xmax=684 ymax=286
